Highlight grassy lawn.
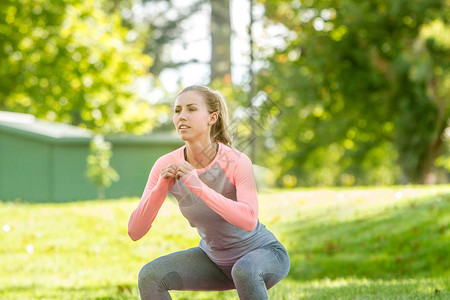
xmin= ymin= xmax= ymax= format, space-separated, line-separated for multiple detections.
xmin=1 ymin=185 xmax=449 ymax=299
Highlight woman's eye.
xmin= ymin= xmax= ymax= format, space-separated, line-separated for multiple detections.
xmin=174 ymin=108 xmax=195 ymax=113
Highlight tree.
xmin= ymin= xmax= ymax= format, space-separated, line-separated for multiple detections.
xmin=210 ymin=0 xmax=232 ymax=82
xmin=86 ymin=134 xmax=120 ymax=200
xmin=126 ymin=0 xmax=207 ymax=77
xmin=258 ymin=0 xmax=449 ymax=185
xmin=0 ymin=0 xmax=164 ymax=134
xmin=115 ymin=0 xmax=232 ymax=83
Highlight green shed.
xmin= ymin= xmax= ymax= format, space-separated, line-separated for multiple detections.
xmin=0 ymin=111 xmax=183 ymax=202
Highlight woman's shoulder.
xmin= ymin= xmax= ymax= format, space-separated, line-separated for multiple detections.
xmin=218 ymin=142 xmax=252 ymax=167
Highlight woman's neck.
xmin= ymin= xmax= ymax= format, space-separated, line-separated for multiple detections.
xmin=184 ymin=141 xmax=218 ymax=169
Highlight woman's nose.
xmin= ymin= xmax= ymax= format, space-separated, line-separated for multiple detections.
xmin=179 ymin=110 xmax=187 ymax=120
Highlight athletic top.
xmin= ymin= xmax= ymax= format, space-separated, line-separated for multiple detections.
xmin=128 ymin=141 xmax=278 ymax=266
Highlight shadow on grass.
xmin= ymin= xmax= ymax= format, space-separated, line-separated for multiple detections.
xmin=0 ymin=284 xmax=239 ymax=300
xmin=0 ymin=284 xmax=138 ymax=300
xmin=279 ymin=193 xmax=450 ymax=281
xmin=279 ymin=277 xmax=450 ymax=299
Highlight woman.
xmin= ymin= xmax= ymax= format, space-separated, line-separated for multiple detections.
xmin=128 ymin=85 xmax=290 ymax=299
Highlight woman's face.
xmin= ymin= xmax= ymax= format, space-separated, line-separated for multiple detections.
xmin=173 ymin=91 xmax=212 ymax=141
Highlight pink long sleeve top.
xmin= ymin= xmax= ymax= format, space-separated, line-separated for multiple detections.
xmin=128 ymin=141 xmax=277 ymax=265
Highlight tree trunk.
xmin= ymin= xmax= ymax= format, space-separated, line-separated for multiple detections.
xmin=418 ymin=76 xmax=448 ymax=184
xmin=210 ymin=0 xmax=231 ymax=83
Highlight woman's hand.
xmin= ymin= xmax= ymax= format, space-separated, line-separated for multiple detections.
xmin=176 ymin=161 xmax=195 ymax=179
xmin=160 ymin=163 xmax=179 ymax=179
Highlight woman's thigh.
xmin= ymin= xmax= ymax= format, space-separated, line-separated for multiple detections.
xmin=231 ymin=240 xmax=290 ymax=289
xmin=139 ymin=246 xmax=235 ymax=291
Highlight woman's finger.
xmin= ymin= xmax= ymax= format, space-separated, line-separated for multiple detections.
xmin=168 ymin=163 xmax=178 ymax=170
xmin=162 ymin=168 xmax=176 ymax=178
xmin=162 ymin=163 xmax=179 ymax=177
xmin=176 ymin=169 xmax=184 ymax=179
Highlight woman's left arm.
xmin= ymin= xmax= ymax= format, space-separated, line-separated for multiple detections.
xmin=181 ymin=154 xmax=258 ymax=232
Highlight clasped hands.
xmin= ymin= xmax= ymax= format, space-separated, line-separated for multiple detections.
xmin=160 ymin=162 xmax=195 ymax=181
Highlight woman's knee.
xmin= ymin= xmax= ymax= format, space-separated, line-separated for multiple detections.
xmin=138 ymin=259 xmax=185 ymax=292
xmin=231 ymin=258 xmax=258 ymax=282
xmin=231 ymin=243 xmax=290 ymax=288
xmin=138 ymin=261 xmax=161 ymax=286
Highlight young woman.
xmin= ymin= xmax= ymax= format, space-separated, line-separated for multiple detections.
xmin=128 ymin=85 xmax=290 ymax=299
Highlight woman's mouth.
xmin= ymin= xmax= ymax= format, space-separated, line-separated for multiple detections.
xmin=179 ymin=125 xmax=190 ymax=131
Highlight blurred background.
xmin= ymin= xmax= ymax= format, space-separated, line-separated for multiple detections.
xmin=1 ymin=0 xmax=449 ymax=199
xmin=1 ymin=1 xmax=450 ymax=299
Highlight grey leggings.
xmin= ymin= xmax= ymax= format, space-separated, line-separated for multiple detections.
xmin=138 ymin=240 xmax=290 ymax=299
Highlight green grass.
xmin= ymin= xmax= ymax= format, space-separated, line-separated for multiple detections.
xmin=1 ymin=185 xmax=449 ymax=299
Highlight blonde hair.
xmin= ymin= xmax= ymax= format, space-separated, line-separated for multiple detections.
xmin=178 ymin=85 xmax=233 ymax=147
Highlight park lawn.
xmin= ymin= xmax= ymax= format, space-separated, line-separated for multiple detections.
xmin=0 ymin=185 xmax=449 ymax=299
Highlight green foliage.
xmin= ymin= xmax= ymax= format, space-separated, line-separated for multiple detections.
xmin=0 ymin=186 xmax=449 ymax=298
xmin=120 ymin=0 xmax=208 ymax=76
xmin=86 ymin=134 xmax=120 ymax=200
xmin=0 ymin=0 xmax=163 ymax=134
xmin=259 ymin=0 xmax=450 ymax=186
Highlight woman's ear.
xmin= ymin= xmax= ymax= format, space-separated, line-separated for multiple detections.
xmin=210 ymin=112 xmax=218 ymax=125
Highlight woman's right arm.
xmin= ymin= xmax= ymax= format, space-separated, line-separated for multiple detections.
xmin=128 ymin=157 xmax=175 ymax=241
